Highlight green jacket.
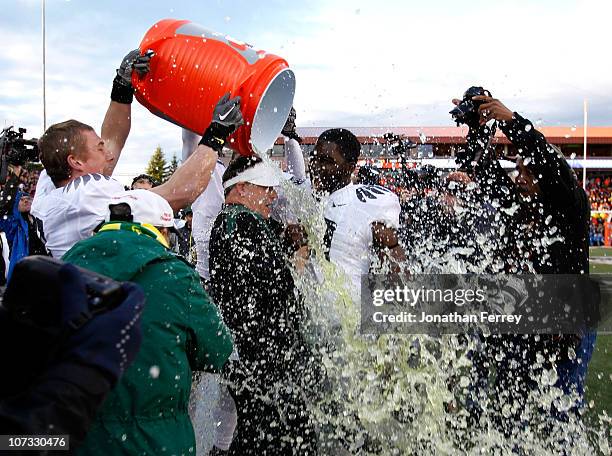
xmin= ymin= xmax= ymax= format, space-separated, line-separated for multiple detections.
xmin=63 ymin=222 xmax=233 ymax=455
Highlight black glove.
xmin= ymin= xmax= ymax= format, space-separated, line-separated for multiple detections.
xmin=200 ymin=93 xmax=244 ymax=152
xmin=59 ymin=264 xmax=145 ymax=385
xmin=111 ymin=49 xmax=155 ymax=104
xmin=281 ymin=107 xmax=302 ymax=143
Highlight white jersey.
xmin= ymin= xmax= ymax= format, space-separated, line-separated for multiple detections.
xmin=31 ymin=170 xmax=125 ymax=258
xmin=323 ymin=183 xmax=401 ymax=293
xmin=192 ymin=160 xmax=226 ymax=280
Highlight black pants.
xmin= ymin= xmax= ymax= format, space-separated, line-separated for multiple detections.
xmin=226 ymin=383 xmax=317 ymax=456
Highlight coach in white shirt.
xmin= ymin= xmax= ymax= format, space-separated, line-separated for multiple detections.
xmin=32 ymin=50 xmax=243 ymax=258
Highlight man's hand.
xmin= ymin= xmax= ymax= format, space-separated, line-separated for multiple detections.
xmin=211 ymin=93 xmax=244 ymax=130
xmin=7 ymin=164 xmax=22 ymax=178
xmin=200 ymin=93 xmax=244 ymax=152
xmin=281 ymin=107 xmax=302 ymax=143
xmin=372 ymin=222 xmax=405 ymax=272
xmin=283 ymin=223 xmax=308 ymax=253
xmin=111 ymin=49 xmax=154 ymax=104
xmin=472 ymin=95 xmax=514 ymax=125
xmin=115 ymin=49 xmax=154 ymax=86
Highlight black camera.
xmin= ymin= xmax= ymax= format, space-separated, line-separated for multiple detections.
xmin=0 ymin=126 xmax=39 ymax=166
xmin=0 ymin=126 xmax=39 ymax=185
xmin=449 ymin=86 xmax=491 ymax=128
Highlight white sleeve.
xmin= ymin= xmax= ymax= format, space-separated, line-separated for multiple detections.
xmin=75 ymin=176 xmax=126 ymax=234
xmin=182 ymin=128 xmax=201 ymax=162
xmin=31 ymin=170 xmax=56 ymax=218
xmin=368 ymin=191 xmax=401 ymax=230
xmin=284 ymin=138 xmax=306 ymax=182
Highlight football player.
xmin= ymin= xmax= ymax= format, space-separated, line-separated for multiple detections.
xmin=309 ymin=128 xmax=405 ymax=292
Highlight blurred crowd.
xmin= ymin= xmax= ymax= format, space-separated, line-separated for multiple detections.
xmin=585 ymin=175 xmax=612 ymax=211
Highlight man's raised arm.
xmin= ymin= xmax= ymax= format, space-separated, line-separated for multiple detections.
xmin=101 ymin=49 xmax=154 ymax=175
xmin=153 ymin=93 xmax=244 ymax=210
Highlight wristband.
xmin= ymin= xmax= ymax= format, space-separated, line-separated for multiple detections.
xmin=110 ymin=75 xmax=134 ymax=104
xmin=200 ymin=122 xmax=234 ymax=153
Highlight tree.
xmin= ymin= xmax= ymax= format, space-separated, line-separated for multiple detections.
xmin=163 ymin=153 xmax=180 ymax=182
xmin=145 ymin=146 xmax=167 ymax=184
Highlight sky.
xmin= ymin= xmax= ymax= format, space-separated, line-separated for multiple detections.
xmin=1 ymin=0 xmax=611 ymax=184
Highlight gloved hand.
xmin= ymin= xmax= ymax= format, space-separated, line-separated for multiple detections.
xmin=199 ymin=93 xmax=244 ymax=152
xmin=111 ymin=48 xmax=155 ymax=104
xmin=282 ymin=223 xmax=308 ymax=254
xmin=59 ymin=264 xmax=146 ymax=385
xmin=281 ymin=107 xmax=302 ymax=143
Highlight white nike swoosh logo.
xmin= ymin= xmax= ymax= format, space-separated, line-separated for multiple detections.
xmin=219 ymin=105 xmax=235 ymax=121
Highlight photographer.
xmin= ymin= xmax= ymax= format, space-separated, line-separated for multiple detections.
xmin=456 ymin=91 xmax=595 ymax=423
xmin=32 ymin=49 xmax=243 ymax=258
xmin=454 ymin=92 xmax=589 ymax=274
xmin=0 ymin=262 xmax=145 ymax=449
xmin=0 ymin=165 xmax=48 ymax=280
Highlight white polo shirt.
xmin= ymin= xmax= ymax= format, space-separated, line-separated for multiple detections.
xmin=31 ymin=170 xmax=125 ymax=258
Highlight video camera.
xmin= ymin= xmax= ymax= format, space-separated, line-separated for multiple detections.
xmin=0 ymin=126 xmax=39 ymax=166
xmin=0 ymin=126 xmax=39 ymax=184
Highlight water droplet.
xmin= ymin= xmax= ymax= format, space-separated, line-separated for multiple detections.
xmin=149 ymin=365 xmax=160 ymax=378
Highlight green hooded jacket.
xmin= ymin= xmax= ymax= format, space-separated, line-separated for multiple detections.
xmin=62 ymin=222 xmax=233 ymax=455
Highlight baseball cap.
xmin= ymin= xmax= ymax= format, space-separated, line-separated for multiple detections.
xmin=107 ymin=190 xmax=174 ymax=228
xmin=222 ymin=161 xmax=286 ymax=190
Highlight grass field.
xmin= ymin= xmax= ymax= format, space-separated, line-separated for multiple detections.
xmin=586 ymin=247 xmax=611 ymax=421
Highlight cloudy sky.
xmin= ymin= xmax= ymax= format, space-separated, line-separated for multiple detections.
xmin=1 ymin=0 xmax=610 ymax=183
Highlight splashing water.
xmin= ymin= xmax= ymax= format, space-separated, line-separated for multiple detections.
xmin=193 ymin=153 xmax=609 ymax=455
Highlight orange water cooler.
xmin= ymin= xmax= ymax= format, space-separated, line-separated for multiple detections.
xmin=132 ymin=19 xmax=295 ymax=156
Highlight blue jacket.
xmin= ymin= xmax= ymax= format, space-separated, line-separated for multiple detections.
xmin=0 ymin=191 xmax=29 ymax=280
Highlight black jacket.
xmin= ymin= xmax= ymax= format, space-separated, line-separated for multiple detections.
xmin=471 ymin=114 xmax=590 ymax=368
xmin=473 ymin=113 xmax=589 ymax=274
xmin=209 ymin=204 xmax=318 ymax=455
xmin=0 ymin=310 xmax=112 ymax=451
